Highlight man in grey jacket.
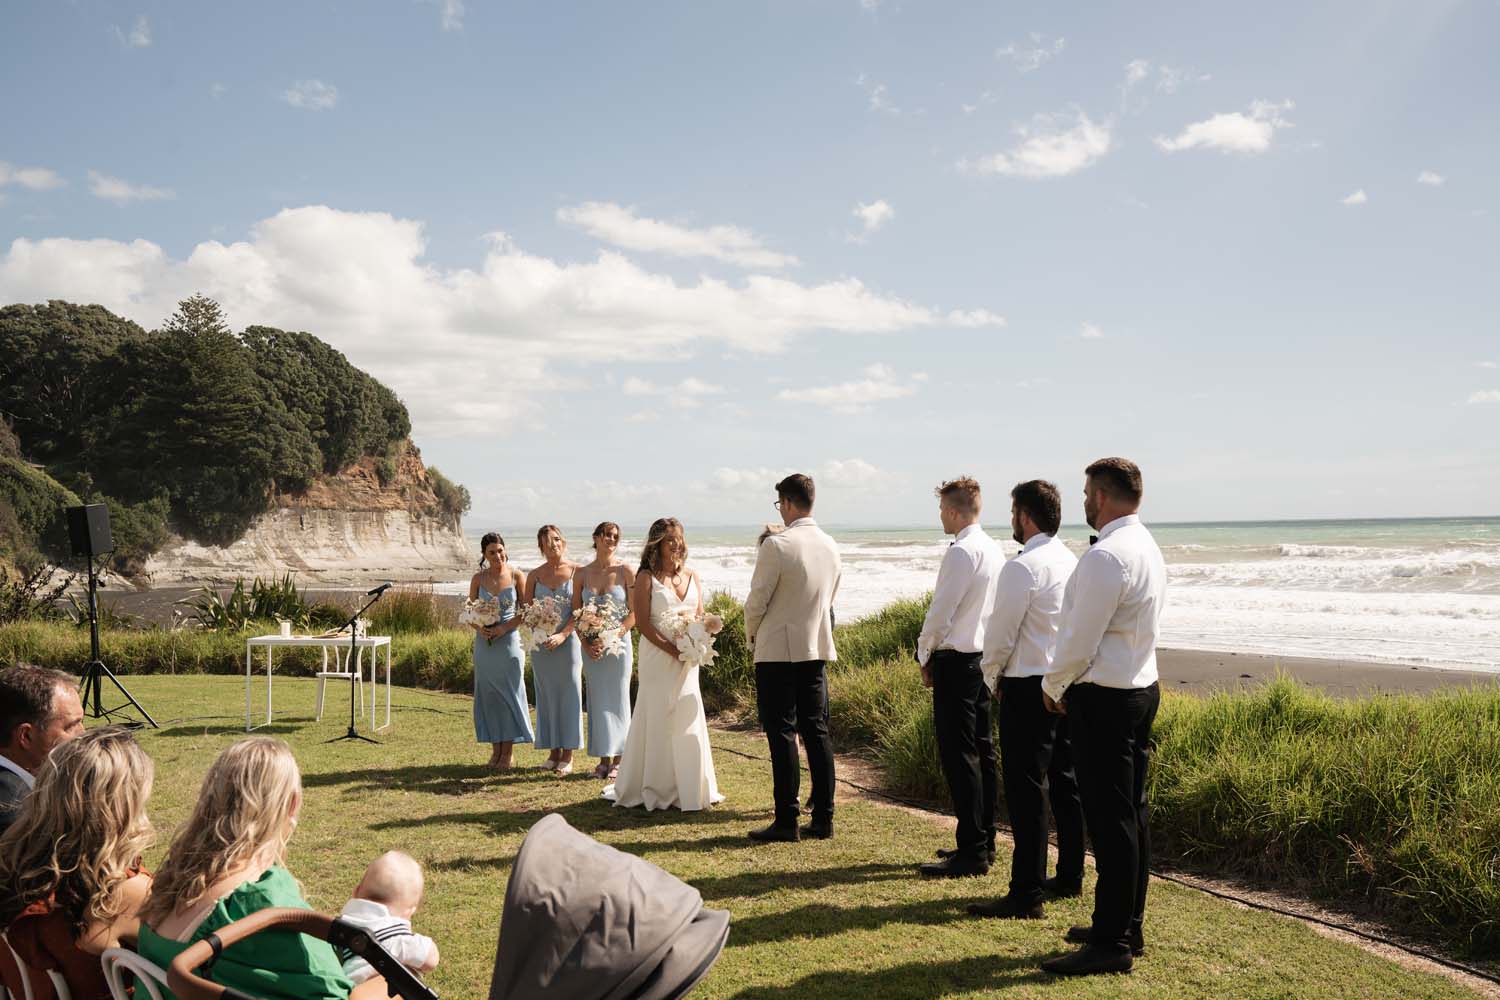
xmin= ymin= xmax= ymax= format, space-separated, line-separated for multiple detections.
xmin=0 ymin=664 xmax=85 ymax=834
xmin=743 ymin=473 xmax=842 ymax=843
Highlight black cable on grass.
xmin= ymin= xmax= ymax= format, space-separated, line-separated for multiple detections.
xmin=711 ymin=739 xmax=1500 ymax=987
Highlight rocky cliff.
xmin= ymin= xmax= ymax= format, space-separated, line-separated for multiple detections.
xmin=143 ymin=441 xmax=470 ymax=585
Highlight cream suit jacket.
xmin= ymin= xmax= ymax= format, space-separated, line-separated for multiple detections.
xmin=744 ymin=517 xmax=842 ymax=664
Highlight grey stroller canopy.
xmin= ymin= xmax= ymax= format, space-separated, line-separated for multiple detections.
xmin=488 ymin=813 xmax=731 ymax=1000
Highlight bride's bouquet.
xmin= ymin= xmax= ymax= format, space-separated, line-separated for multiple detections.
xmin=574 ymin=597 xmax=627 ymax=656
xmin=518 ymin=595 xmax=565 ymax=653
xmin=459 ymin=597 xmax=503 ymax=645
xmin=654 ymin=607 xmax=725 ymax=670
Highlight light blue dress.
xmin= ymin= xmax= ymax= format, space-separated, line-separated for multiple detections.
xmin=473 ymin=584 xmax=534 ymax=745
xmin=531 ymin=578 xmax=583 ymax=750
xmin=581 ymin=583 xmax=634 ymax=757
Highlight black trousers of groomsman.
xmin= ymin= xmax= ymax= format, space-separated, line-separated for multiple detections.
xmin=997 ymin=676 xmax=1085 ymax=902
xmin=1066 ymin=681 xmax=1161 ymax=954
xmin=755 ymin=661 xmax=835 ymax=828
xmin=930 ymin=650 xmax=997 ymax=862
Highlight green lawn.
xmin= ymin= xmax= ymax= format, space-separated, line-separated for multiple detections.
xmin=113 ymin=675 xmax=1480 ymax=1000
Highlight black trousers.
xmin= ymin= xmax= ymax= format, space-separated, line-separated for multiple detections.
xmin=755 ymin=660 xmax=835 ymax=827
xmin=997 ymin=675 xmax=1085 ymax=901
xmin=930 ymin=650 xmax=997 ymax=861
xmin=1067 ymin=681 xmax=1161 ymax=954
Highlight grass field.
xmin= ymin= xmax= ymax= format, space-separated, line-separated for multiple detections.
xmin=105 ymin=675 xmax=1486 ymax=999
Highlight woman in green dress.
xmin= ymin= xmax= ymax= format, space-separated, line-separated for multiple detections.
xmin=138 ymin=737 xmax=385 ymax=1000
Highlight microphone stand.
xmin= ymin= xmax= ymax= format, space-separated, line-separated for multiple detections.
xmin=325 ymin=589 xmax=387 ymax=745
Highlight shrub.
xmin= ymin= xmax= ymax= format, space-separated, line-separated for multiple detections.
xmin=367 ymin=585 xmax=450 ymax=634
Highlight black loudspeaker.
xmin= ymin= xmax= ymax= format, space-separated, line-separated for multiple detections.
xmin=67 ymin=503 xmax=113 ymax=558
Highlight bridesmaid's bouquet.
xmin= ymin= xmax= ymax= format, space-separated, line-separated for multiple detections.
xmin=518 ymin=595 xmax=565 ymax=653
xmin=574 ymin=597 xmax=627 ymax=656
xmin=654 ymin=608 xmax=725 ymax=670
xmin=459 ymin=597 xmax=503 ymax=645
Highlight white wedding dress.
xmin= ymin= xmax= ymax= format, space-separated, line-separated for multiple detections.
xmin=603 ymin=573 xmax=724 ymax=811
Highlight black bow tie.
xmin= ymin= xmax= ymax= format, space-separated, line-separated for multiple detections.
xmin=1088 ymin=535 xmax=1099 ymax=547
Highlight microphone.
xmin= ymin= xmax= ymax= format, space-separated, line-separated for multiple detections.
xmin=366 ymin=582 xmax=393 ymax=597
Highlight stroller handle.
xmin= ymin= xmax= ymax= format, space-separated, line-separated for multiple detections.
xmin=165 ymin=907 xmax=439 ymax=1000
xmin=167 ymin=908 xmax=328 ymax=1000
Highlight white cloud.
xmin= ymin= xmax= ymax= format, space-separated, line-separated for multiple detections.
xmin=87 ymin=171 xmax=174 ymax=204
xmin=440 ymin=0 xmax=464 ymax=30
xmin=777 ymin=364 xmax=922 ymax=414
xmin=1478 ymin=362 xmax=1498 ymax=369
xmin=1417 ymin=170 xmax=1445 ymax=187
xmin=701 ymin=458 xmax=889 ymax=493
xmin=820 ymin=458 xmax=886 ymax=488
xmin=0 ymin=206 xmax=1002 ymax=434
xmin=622 ymin=376 xmax=727 ymax=409
xmin=113 ymin=15 xmax=151 ymax=48
xmin=856 ymin=73 xmax=900 ymax=115
xmin=997 ymin=33 xmax=1065 ymax=73
xmin=558 ymin=202 xmax=797 ymax=270
xmin=959 ymin=111 xmax=1111 ymax=179
xmin=1467 ymin=390 xmax=1500 ymax=405
xmin=210 ymin=82 xmax=227 ymax=99
xmin=850 ymin=199 xmax=894 ymax=241
xmin=1155 ymin=99 xmax=1294 ymax=154
xmin=1123 ymin=59 xmax=1151 ymax=88
xmin=282 ymin=80 xmax=339 ymax=111
xmin=1341 ymin=189 xmax=1368 ymax=206
xmin=1080 ymin=321 xmax=1103 ymax=339
xmin=0 ymin=162 xmax=65 ymax=191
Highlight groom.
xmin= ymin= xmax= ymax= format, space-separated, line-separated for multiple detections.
xmin=744 ymin=473 xmax=842 ymax=843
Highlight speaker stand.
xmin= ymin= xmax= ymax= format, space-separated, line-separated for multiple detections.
xmin=78 ymin=556 xmax=157 ymax=729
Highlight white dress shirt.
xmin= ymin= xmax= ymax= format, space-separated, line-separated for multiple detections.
xmin=917 ymin=523 xmax=1005 ymax=663
xmin=980 ymin=533 xmax=1078 ymax=688
xmin=1042 ymin=514 xmax=1167 ymax=701
xmin=0 ymin=752 xmax=35 ymax=788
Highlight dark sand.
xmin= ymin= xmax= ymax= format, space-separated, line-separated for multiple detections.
xmin=92 ymin=587 xmax=1497 ymax=698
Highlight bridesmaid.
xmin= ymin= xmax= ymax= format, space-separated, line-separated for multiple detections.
xmin=469 ymin=532 xmax=531 ymax=770
xmin=526 ymin=525 xmax=584 ymax=775
xmin=573 ymin=522 xmax=636 ymax=780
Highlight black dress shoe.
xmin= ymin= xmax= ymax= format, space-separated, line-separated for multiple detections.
xmin=801 ymin=821 xmax=833 ymax=840
xmin=918 ymin=857 xmax=990 ymax=879
xmin=748 ymin=822 xmax=799 ymax=843
xmin=936 ymin=846 xmax=997 ymax=867
xmin=1041 ymin=945 xmax=1133 ymax=976
xmin=1042 ymin=875 xmax=1083 ymax=898
xmin=966 ymin=894 xmax=1044 ymax=919
xmin=1065 ymin=924 xmax=1144 ymax=956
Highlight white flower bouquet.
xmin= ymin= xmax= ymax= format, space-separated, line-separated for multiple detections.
xmin=574 ymin=596 xmax=627 ymax=656
xmin=459 ymin=597 xmax=506 ymax=645
xmin=518 ymin=595 xmax=565 ymax=653
xmin=654 ymin=607 xmax=724 ymax=670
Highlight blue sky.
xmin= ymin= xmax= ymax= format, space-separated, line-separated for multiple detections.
xmin=2 ymin=0 xmax=1496 ymax=528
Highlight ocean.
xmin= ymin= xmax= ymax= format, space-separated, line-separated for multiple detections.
xmin=455 ymin=518 xmax=1500 ymax=673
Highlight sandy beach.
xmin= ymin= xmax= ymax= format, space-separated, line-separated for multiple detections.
xmin=91 ymin=585 xmax=1499 ymax=698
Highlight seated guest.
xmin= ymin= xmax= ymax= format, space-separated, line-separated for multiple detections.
xmin=138 ymin=737 xmax=386 ymax=1000
xmin=0 ymin=726 xmax=155 ymax=1000
xmin=0 ymin=663 xmax=86 ymax=835
xmin=338 ymin=851 xmax=440 ymax=986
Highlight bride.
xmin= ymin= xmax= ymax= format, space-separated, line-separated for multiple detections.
xmin=603 ymin=517 xmax=724 ymax=811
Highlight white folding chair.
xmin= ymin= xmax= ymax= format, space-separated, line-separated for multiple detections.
xmin=315 ymin=643 xmax=366 ymax=721
xmin=100 ymin=948 xmax=168 ymax=1000
xmin=1 ymin=929 xmax=70 ymax=1000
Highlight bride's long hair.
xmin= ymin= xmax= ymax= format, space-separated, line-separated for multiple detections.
xmin=638 ymin=518 xmax=687 ymax=578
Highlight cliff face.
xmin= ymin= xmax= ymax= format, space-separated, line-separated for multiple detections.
xmin=143 ymin=441 xmax=471 ymax=585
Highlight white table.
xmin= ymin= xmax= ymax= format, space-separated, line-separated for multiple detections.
xmin=244 ymin=635 xmax=393 ymax=733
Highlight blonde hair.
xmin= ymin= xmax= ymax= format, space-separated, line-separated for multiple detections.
xmin=356 ymin=850 xmax=424 ymax=909
xmin=0 ymin=726 xmax=154 ymax=934
xmin=936 ymin=476 xmax=982 ymax=515
xmin=141 ymin=737 xmax=301 ymax=926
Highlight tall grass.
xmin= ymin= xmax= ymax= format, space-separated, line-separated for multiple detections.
xmin=366 ymin=584 xmax=451 ymax=635
xmin=6 ymin=593 xmax=1499 ymax=950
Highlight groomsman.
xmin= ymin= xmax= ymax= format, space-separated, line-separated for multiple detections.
xmin=1040 ymin=458 xmax=1166 ymax=976
xmin=967 ymin=480 xmax=1084 ymax=919
xmin=744 ymin=474 xmax=842 ymax=842
xmin=916 ymin=477 xmax=1004 ymax=878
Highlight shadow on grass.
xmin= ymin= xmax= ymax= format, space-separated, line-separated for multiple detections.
xmin=152 ymin=721 xmax=311 ymax=738
xmin=726 ymin=896 xmax=999 ymax=947
xmin=690 ymin=862 xmax=918 ymax=901
xmin=723 ymin=952 xmax=1056 ymax=999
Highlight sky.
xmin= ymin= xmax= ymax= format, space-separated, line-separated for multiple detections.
xmin=2 ymin=0 xmax=1497 ymax=530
